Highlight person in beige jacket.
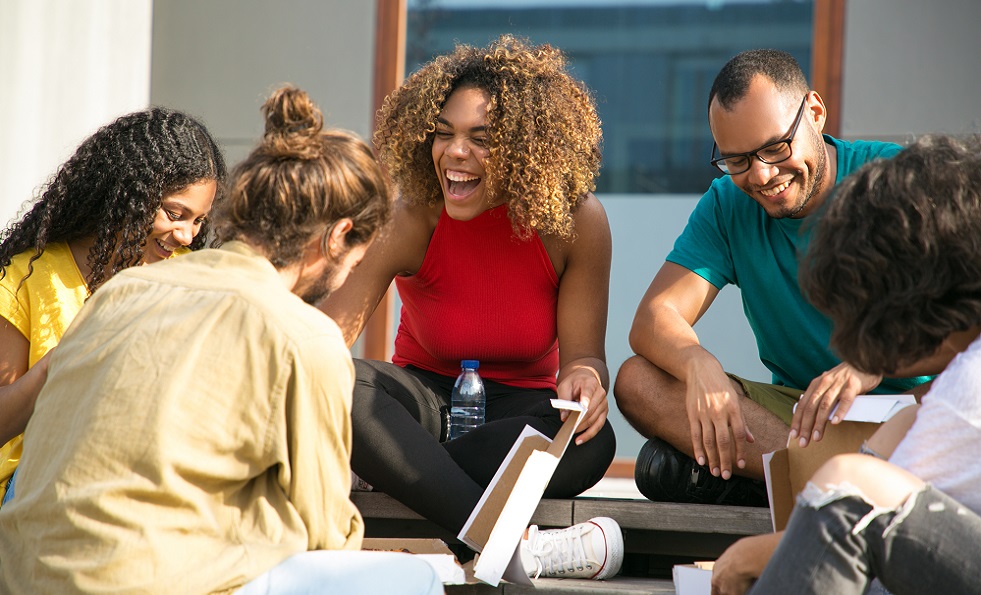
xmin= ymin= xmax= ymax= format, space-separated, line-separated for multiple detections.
xmin=0 ymin=86 xmax=442 ymax=595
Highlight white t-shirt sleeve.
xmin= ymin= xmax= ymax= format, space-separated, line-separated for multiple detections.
xmin=889 ymin=337 xmax=981 ymax=514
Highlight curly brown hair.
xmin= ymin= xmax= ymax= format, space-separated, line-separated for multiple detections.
xmin=0 ymin=108 xmax=226 ymax=293
xmin=374 ymin=34 xmax=602 ymax=239
xmin=801 ymin=133 xmax=981 ymax=374
xmin=218 ymin=86 xmax=391 ymax=268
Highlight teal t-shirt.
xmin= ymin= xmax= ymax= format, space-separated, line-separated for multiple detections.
xmin=667 ymin=135 xmax=932 ymax=393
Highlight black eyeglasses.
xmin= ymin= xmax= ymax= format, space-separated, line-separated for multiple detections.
xmin=710 ymin=95 xmax=809 ymax=175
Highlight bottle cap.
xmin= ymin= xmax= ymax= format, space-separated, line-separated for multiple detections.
xmin=461 ymin=359 xmax=479 ymax=369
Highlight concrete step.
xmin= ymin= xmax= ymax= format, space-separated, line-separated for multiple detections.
xmin=447 ymin=576 xmax=675 ymax=594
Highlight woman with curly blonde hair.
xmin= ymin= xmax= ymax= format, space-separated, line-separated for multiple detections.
xmin=321 ymin=35 xmax=622 ymax=580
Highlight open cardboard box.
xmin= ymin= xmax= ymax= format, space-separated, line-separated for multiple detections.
xmin=763 ymin=394 xmax=916 ymax=531
xmin=457 ymin=399 xmax=586 ymax=587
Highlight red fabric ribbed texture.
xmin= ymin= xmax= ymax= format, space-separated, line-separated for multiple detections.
xmin=393 ymin=204 xmax=559 ymax=389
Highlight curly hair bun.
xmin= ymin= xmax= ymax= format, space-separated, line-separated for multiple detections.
xmin=261 ymin=86 xmax=325 ymax=159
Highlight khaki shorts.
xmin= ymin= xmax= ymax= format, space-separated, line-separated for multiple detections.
xmin=726 ymin=373 xmax=802 ymax=426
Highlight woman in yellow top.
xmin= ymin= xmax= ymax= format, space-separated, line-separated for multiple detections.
xmin=0 ymin=107 xmax=227 ymax=504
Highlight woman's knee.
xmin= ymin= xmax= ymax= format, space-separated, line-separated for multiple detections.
xmin=547 ymin=422 xmax=616 ymax=497
xmin=589 ymin=420 xmax=617 ymax=461
xmin=811 ymin=454 xmax=923 ymax=508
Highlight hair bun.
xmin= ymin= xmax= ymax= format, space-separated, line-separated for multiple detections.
xmin=261 ymin=86 xmax=324 ymax=158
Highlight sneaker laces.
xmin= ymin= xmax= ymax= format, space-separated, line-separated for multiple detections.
xmin=525 ymin=524 xmax=593 ymax=579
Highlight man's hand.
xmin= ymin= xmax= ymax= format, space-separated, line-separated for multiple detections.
xmin=791 ymin=362 xmax=882 ymax=447
xmin=685 ymin=357 xmax=754 ymax=479
xmin=556 ymin=365 xmax=608 ymax=446
xmin=711 ymin=532 xmax=782 ymax=595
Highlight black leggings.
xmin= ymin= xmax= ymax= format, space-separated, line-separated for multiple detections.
xmin=350 ymin=359 xmax=617 ymax=535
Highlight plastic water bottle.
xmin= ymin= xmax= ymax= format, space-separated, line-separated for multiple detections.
xmin=449 ymin=360 xmax=485 ymax=440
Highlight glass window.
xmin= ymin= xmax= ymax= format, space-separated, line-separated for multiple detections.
xmin=406 ymin=0 xmax=814 ymax=194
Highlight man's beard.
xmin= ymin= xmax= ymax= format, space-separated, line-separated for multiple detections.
xmin=300 ymin=269 xmax=339 ymax=305
xmin=786 ymin=128 xmax=829 ymax=219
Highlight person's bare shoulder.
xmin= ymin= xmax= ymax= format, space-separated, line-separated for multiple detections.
xmin=540 ymin=193 xmax=611 ymax=278
xmin=383 ymin=198 xmax=441 ymax=277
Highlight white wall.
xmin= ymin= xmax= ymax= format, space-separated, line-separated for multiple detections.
xmin=601 ymin=195 xmax=769 ymax=457
xmin=149 ymin=0 xmax=379 ymax=358
xmin=0 ymin=0 xmax=153 ymax=228
xmin=0 ymin=0 xmax=377 ymax=233
xmin=841 ymin=0 xmax=981 ymax=142
xmin=150 ymin=0 xmax=377 ymax=169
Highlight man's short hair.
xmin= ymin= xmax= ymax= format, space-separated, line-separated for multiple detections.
xmin=708 ymin=49 xmax=810 ymax=112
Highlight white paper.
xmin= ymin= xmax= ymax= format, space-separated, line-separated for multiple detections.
xmin=761 ymin=450 xmax=778 ymax=531
xmin=673 ymin=564 xmax=713 ymax=595
xmin=792 ymin=394 xmax=917 ymax=423
xmin=835 ymin=394 xmax=916 ymax=422
xmin=549 ymin=398 xmax=585 ymax=412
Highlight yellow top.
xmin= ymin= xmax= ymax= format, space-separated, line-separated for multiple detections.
xmin=0 ymin=242 xmax=363 ymax=593
xmin=0 ymin=242 xmax=190 ymax=503
xmin=0 ymin=241 xmax=88 ymax=365
xmin=0 ymin=242 xmax=87 ymax=499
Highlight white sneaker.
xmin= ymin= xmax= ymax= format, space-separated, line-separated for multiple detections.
xmin=519 ymin=516 xmax=623 ymax=580
xmin=350 ymin=471 xmax=373 ymax=492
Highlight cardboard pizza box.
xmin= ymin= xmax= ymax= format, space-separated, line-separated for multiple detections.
xmin=763 ymin=394 xmax=916 ymax=531
xmin=458 ymin=399 xmax=586 ymax=587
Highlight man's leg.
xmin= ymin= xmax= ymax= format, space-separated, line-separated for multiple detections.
xmin=614 ymin=355 xmax=789 ymax=479
xmin=237 ymin=550 xmax=443 ymax=595
xmin=750 ymin=454 xmax=981 ymax=595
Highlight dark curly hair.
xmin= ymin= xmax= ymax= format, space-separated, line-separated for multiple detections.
xmin=374 ymin=34 xmax=602 ymax=239
xmin=801 ymin=133 xmax=981 ymax=374
xmin=217 ymin=86 xmax=391 ymax=268
xmin=0 ymin=107 xmax=226 ymax=293
xmin=708 ymin=49 xmax=810 ymax=112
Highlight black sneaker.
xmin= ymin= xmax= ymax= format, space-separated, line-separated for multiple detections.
xmin=634 ymin=437 xmax=769 ymax=507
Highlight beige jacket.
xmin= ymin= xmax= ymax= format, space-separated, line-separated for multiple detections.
xmin=0 ymin=242 xmax=363 ymax=594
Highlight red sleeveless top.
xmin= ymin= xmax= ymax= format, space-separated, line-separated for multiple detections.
xmin=393 ymin=204 xmax=560 ymax=389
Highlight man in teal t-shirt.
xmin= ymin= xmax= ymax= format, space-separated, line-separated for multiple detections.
xmin=614 ymin=49 xmax=932 ymax=507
